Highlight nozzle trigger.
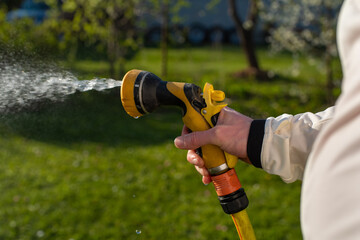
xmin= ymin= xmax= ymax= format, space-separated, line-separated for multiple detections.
xmin=201 ymin=83 xmax=227 ymax=128
xmin=201 ymin=83 xmax=238 ymax=168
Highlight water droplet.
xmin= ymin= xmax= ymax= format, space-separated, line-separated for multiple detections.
xmin=92 ymin=175 xmax=99 ymax=182
xmin=72 ymin=160 xmax=80 ymax=168
xmin=136 ymin=229 xmax=142 ymax=235
xmin=9 ymin=221 xmax=16 ymax=228
xmin=112 ymin=185 xmax=118 ymax=193
xmin=36 ymin=230 xmax=45 ymax=238
xmin=13 ymin=195 xmax=20 ymax=202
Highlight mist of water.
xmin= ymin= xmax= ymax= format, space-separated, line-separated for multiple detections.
xmin=0 ymin=48 xmax=122 ymax=114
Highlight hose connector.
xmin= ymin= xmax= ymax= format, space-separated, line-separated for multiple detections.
xmin=211 ymin=169 xmax=249 ymax=214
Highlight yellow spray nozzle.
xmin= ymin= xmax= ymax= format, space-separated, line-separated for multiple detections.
xmin=120 ymin=69 xmax=256 ymax=240
xmin=121 ymin=69 xmax=143 ymax=118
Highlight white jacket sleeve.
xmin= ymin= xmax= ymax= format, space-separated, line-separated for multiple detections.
xmin=301 ymin=1 xmax=360 ymax=238
xmin=260 ymin=107 xmax=334 ymax=183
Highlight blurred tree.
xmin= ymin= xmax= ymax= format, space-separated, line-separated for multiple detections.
xmin=143 ymin=0 xmax=190 ymax=78
xmin=261 ymin=0 xmax=343 ymax=103
xmin=228 ymin=0 xmax=268 ymax=80
xmin=144 ymin=0 xmax=189 ymax=78
xmin=160 ymin=0 xmax=169 ymax=78
xmin=0 ymin=7 xmax=58 ymax=56
xmin=44 ymin=0 xmax=140 ymax=78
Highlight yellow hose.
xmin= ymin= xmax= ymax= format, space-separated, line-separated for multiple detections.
xmin=231 ymin=210 xmax=256 ymax=240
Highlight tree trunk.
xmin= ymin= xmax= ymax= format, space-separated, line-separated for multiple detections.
xmin=228 ymin=0 xmax=268 ymax=80
xmin=108 ymin=22 xmax=117 ymax=79
xmin=161 ymin=0 xmax=169 ymax=78
xmin=228 ymin=0 xmax=259 ymax=69
xmin=67 ymin=37 xmax=78 ymax=65
xmin=240 ymin=29 xmax=259 ymax=69
xmin=107 ymin=36 xmax=115 ymax=78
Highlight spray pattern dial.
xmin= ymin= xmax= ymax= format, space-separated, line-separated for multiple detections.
xmin=201 ymin=83 xmax=239 ymax=168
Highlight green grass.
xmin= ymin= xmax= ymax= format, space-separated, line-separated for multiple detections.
xmin=0 ymin=46 xmax=342 ymax=239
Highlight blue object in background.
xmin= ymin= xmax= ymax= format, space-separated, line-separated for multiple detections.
xmin=6 ymin=0 xmax=49 ymax=24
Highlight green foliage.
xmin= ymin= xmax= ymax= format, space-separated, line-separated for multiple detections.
xmin=145 ymin=0 xmax=190 ymax=23
xmin=41 ymin=0 xmax=141 ymax=77
xmin=0 ymin=0 xmax=141 ymax=78
xmin=0 ymin=8 xmax=58 ymax=56
xmin=0 ymin=47 xmax=341 ymax=239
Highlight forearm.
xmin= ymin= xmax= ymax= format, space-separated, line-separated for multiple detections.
xmin=247 ymin=107 xmax=335 ymax=183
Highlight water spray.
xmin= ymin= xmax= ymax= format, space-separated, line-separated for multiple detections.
xmin=121 ymin=69 xmax=256 ymax=240
xmin=0 ymin=54 xmax=121 ymax=113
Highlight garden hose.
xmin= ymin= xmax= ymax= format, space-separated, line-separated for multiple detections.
xmin=121 ymin=69 xmax=256 ymax=240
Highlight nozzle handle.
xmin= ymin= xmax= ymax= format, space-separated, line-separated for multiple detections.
xmin=121 ymin=70 xmax=230 ymax=171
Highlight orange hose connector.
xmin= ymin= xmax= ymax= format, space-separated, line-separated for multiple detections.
xmin=211 ymin=168 xmax=242 ymax=196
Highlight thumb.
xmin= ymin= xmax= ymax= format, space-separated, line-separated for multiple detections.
xmin=174 ymin=130 xmax=214 ymax=150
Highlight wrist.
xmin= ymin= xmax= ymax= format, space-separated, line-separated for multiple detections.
xmin=246 ymin=119 xmax=266 ymax=168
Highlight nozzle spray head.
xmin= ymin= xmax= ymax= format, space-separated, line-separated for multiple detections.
xmin=120 ymin=69 xmax=144 ymax=118
xmin=121 ymin=69 xmax=204 ymax=119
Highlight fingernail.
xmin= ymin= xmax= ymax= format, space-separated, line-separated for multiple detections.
xmin=192 ymin=157 xmax=199 ymax=165
xmin=203 ymin=177 xmax=209 ymax=185
xmin=174 ymin=137 xmax=181 ymax=147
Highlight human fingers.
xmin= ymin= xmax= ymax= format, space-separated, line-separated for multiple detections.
xmin=187 ymin=150 xmax=205 ymax=167
xmin=188 ymin=150 xmax=212 ymax=184
xmin=174 ymin=129 xmax=214 ymax=150
xmin=195 ymin=165 xmax=210 ymax=177
xmin=218 ymin=106 xmax=253 ymax=126
xmin=202 ymin=175 xmax=212 ymax=185
xmin=179 ymin=125 xmax=212 ymax=184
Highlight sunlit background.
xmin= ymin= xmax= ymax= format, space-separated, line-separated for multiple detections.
xmin=0 ymin=0 xmax=343 ymax=239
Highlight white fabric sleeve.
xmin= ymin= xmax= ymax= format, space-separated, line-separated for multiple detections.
xmin=301 ymin=1 xmax=360 ymax=238
xmin=261 ymin=107 xmax=334 ymax=183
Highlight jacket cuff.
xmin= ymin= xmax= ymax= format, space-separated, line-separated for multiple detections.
xmin=247 ymin=119 xmax=266 ymax=168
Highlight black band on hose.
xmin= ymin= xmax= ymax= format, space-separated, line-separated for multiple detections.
xmin=218 ymin=188 xmax=249 ymax=214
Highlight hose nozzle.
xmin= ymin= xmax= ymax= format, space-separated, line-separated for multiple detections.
xmin=120 ymin=69 xmax=149 ymax=118
xmin=120 ymin=69 xmax=256 ymax=239
xmin=121 ymin=69 xmax=204 ymax=119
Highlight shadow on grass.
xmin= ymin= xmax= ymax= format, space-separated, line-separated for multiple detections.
xmin=0 ymin=89 xmax=184 ymax=147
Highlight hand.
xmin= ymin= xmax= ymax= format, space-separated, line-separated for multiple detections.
xmin=174 ymin=107 xmax=253 ymax=184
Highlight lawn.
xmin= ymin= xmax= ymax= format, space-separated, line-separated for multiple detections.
xmin=0 ymin=46 xmax=342 ymax=239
